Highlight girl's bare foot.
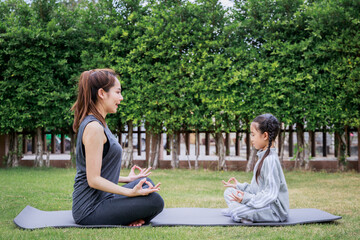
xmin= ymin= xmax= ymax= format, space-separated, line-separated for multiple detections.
xmin=128 ymin=219 xmax=145 ymax=227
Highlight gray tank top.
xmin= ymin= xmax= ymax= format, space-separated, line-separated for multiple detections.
xmin=72 ymin=115 xmax=123 ymax=223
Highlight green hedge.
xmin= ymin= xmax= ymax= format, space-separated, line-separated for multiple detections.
xmin=0 ymin=0 xmax=359 ymax=135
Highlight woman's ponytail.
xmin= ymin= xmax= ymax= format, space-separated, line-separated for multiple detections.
xmin=71 ymin=69 xmax=118 ymax=132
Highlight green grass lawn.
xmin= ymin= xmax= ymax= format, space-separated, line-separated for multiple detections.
xmin=0 ymin=167 xmax=359 ymax=239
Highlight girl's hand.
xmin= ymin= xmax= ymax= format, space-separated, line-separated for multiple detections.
xmin=128 ymin=165 xmax=152 ymax=182
xmin=131 ymin=178 xmax=161 ymax=197
xmin=229 ymin=190 xmax=244 ymax=203
xmin=222 ymin=177 xmax=239 ymax=188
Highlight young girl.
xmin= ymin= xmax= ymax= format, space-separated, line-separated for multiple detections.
xmin=71 ymin=69 xmax=164 ymax=226
xmin=222 ymin=113 xmax=289 ymax=223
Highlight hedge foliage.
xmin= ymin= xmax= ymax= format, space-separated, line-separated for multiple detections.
xmin=0 ymin=0 xmax=359 ymax=136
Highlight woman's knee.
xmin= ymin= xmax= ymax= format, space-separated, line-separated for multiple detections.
xmin=151 ymin=192 xmax=164 ymax=212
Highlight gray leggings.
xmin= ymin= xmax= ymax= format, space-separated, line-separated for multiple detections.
xmin=79 ymin=178 xmax=164 ymax=225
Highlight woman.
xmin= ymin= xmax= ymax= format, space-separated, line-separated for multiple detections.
xmin=71 ymin=69 xmax=164 ymax=226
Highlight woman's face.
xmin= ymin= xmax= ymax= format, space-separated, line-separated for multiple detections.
xmin=250 ymin=122 xmax=268 ymax=151
xmin=103 ymin=78 xmax=123 ymax=114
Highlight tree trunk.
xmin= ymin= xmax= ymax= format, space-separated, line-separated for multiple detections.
xmin=195 ymin=130 xmax=199 ymax=170
xmin=150 ymin=132 xmax=156 ymax=168
xmin=183 ymin=133 xmax=191 ymax=169
xmin=304 ymin=130 xmax=313 ymax=170
xmin=7 ymin=132 xmax=20 ymax=167
xmin=335 ymin=130 xmax=346 ymax=169
xmin=246 ymin=146 xmax=257 ymax=172
xmin=146 ymin=129 xmax=160 ymax=169
xmin=295 ymin=123 xmax=305 ymax=169
xmin=158 ymin=133 xmax=164 ymax=167
xmin=152 ymin=133 xmax=160 ymax=169
xmin=171 ymin=133 xmax=179 ymax=169
xmin=69 ymin=130 xmax=76 ymax=168
xmin=147 ymin=130 xmax=152 ymax=168
xmin=45 ymin=151 xmax=50 ymax=167
xmin=215 ymin=132 xmax=226 ymax=171
xmin=145 ymin=123 xmax=150 ymax=167
xmin=123 ymin=121 xmax=134 ymax=169
xmin=34 ymin=127 xmax=44 ymax=167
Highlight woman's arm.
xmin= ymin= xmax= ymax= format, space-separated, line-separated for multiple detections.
xmin=83 ymin=122 xmax=159 ymax=197
xmin=119 ymin=165 xmax=152 ymax=183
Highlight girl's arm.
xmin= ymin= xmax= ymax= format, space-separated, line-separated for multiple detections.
xmin=241 ymin=155 xmax=280 ymax=208
xmin=84 ymin=122 xmax=160 ymax=197
xmin=222 ymin=177 xmax=251 ymax=192
xmin=236 ymin=182 xmax=251 ymax=192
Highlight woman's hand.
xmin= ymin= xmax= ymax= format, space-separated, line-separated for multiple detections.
xmin=222 ymin=177 xmax=239 ymax=188
xmin=130 ymin=178 xmax=161 ymax=197
xmin=127 ymin=165 xmax=152 ymax=182
xmin=229 ymin=190 xmax=244 ymax=203
xmin=119 ymin=165 xmax=152 ymax=183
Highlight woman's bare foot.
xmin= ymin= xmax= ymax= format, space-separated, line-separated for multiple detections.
xmin=128 ymin=219 xmax=145 ymax=227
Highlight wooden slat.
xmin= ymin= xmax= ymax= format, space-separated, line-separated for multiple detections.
xmin=289 ymin=126 xmax=293 ymax=157
xmin=323 ymin=130 xmax=327 ymax=157
xmin=137 ymin=126 xmax=141 ymax=156
xmin=205 ymin=132 xmax=210 ymax=155
xmin=235 ymin=131 xmax=240 ymax=156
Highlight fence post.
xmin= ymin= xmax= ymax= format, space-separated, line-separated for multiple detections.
xmin=289 ymin=125 xmax=293 ymax=157
xmin=42 ymin=131 xmax=47 ymax=152
xmin=358 ymin=126 xmax=360 ymax=172
xmin=51 ymin=133 xmax=56 ymax=153
xmin=334 ymin=132 xmax=338 ymax=158
xmin=278 ymin=127 xmax=282 ymax=156
xmin=177 ymin=132 xmax=181 ymax=155
xmin=137 ymin=126 xmax=141 ymax=156
xmin=323 ymin=128 xmax=327 ymax=157
xmin=246 ymin=131 xmax=250 ymax=161
xmin=205 ymin=132 xmax=210 ymax=155
xmin=309 ymin=130 xmax=315 ymax=157
xmin=225 ymin=132 xmax=230 ymax=156
xmin=235 ymin=131 xmax=240 ymax=156
xmin=145 ymin=122 xmax=150 ymax=164
xmin=22 ymin=134 xmax=27 ymax=154
xmin=166 ymin=134 xmax=170 ymax=155
xmin=32 ymin=134 xmax=36 ymax=154
xmin=60 ymin=133 xmax=65 ymax=153
xmin=159 ymin=133 xmax=164 ymax=162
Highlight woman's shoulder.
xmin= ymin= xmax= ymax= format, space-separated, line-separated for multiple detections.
xmin=82 ymin=121 xmax=106 ymax=144
xmin=85 ymin=121 xmax=103 ymax=132
xmin=80 ymin=115 xmax=103 ymax=128
xmin=78 ymin=115 xmax=104 ymax=135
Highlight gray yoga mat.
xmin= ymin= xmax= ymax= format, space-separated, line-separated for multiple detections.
xmin=14 ymin=205 xmax=341 ymax=230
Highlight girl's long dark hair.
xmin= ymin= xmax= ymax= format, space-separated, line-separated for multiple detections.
xmin=253 ymin=114 xmax=280 ymax=183
xmin=71 ymin=69 xmax=119 ymax=132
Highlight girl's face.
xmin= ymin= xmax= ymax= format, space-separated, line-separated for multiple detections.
xmin=250 ymin=122 xmax=269 ymax=151
xmin=103 ymin=78 xmax=123 ymax=114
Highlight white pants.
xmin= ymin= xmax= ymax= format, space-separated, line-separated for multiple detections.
xmin=224 ymin=187 xmax=280 ymax=223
